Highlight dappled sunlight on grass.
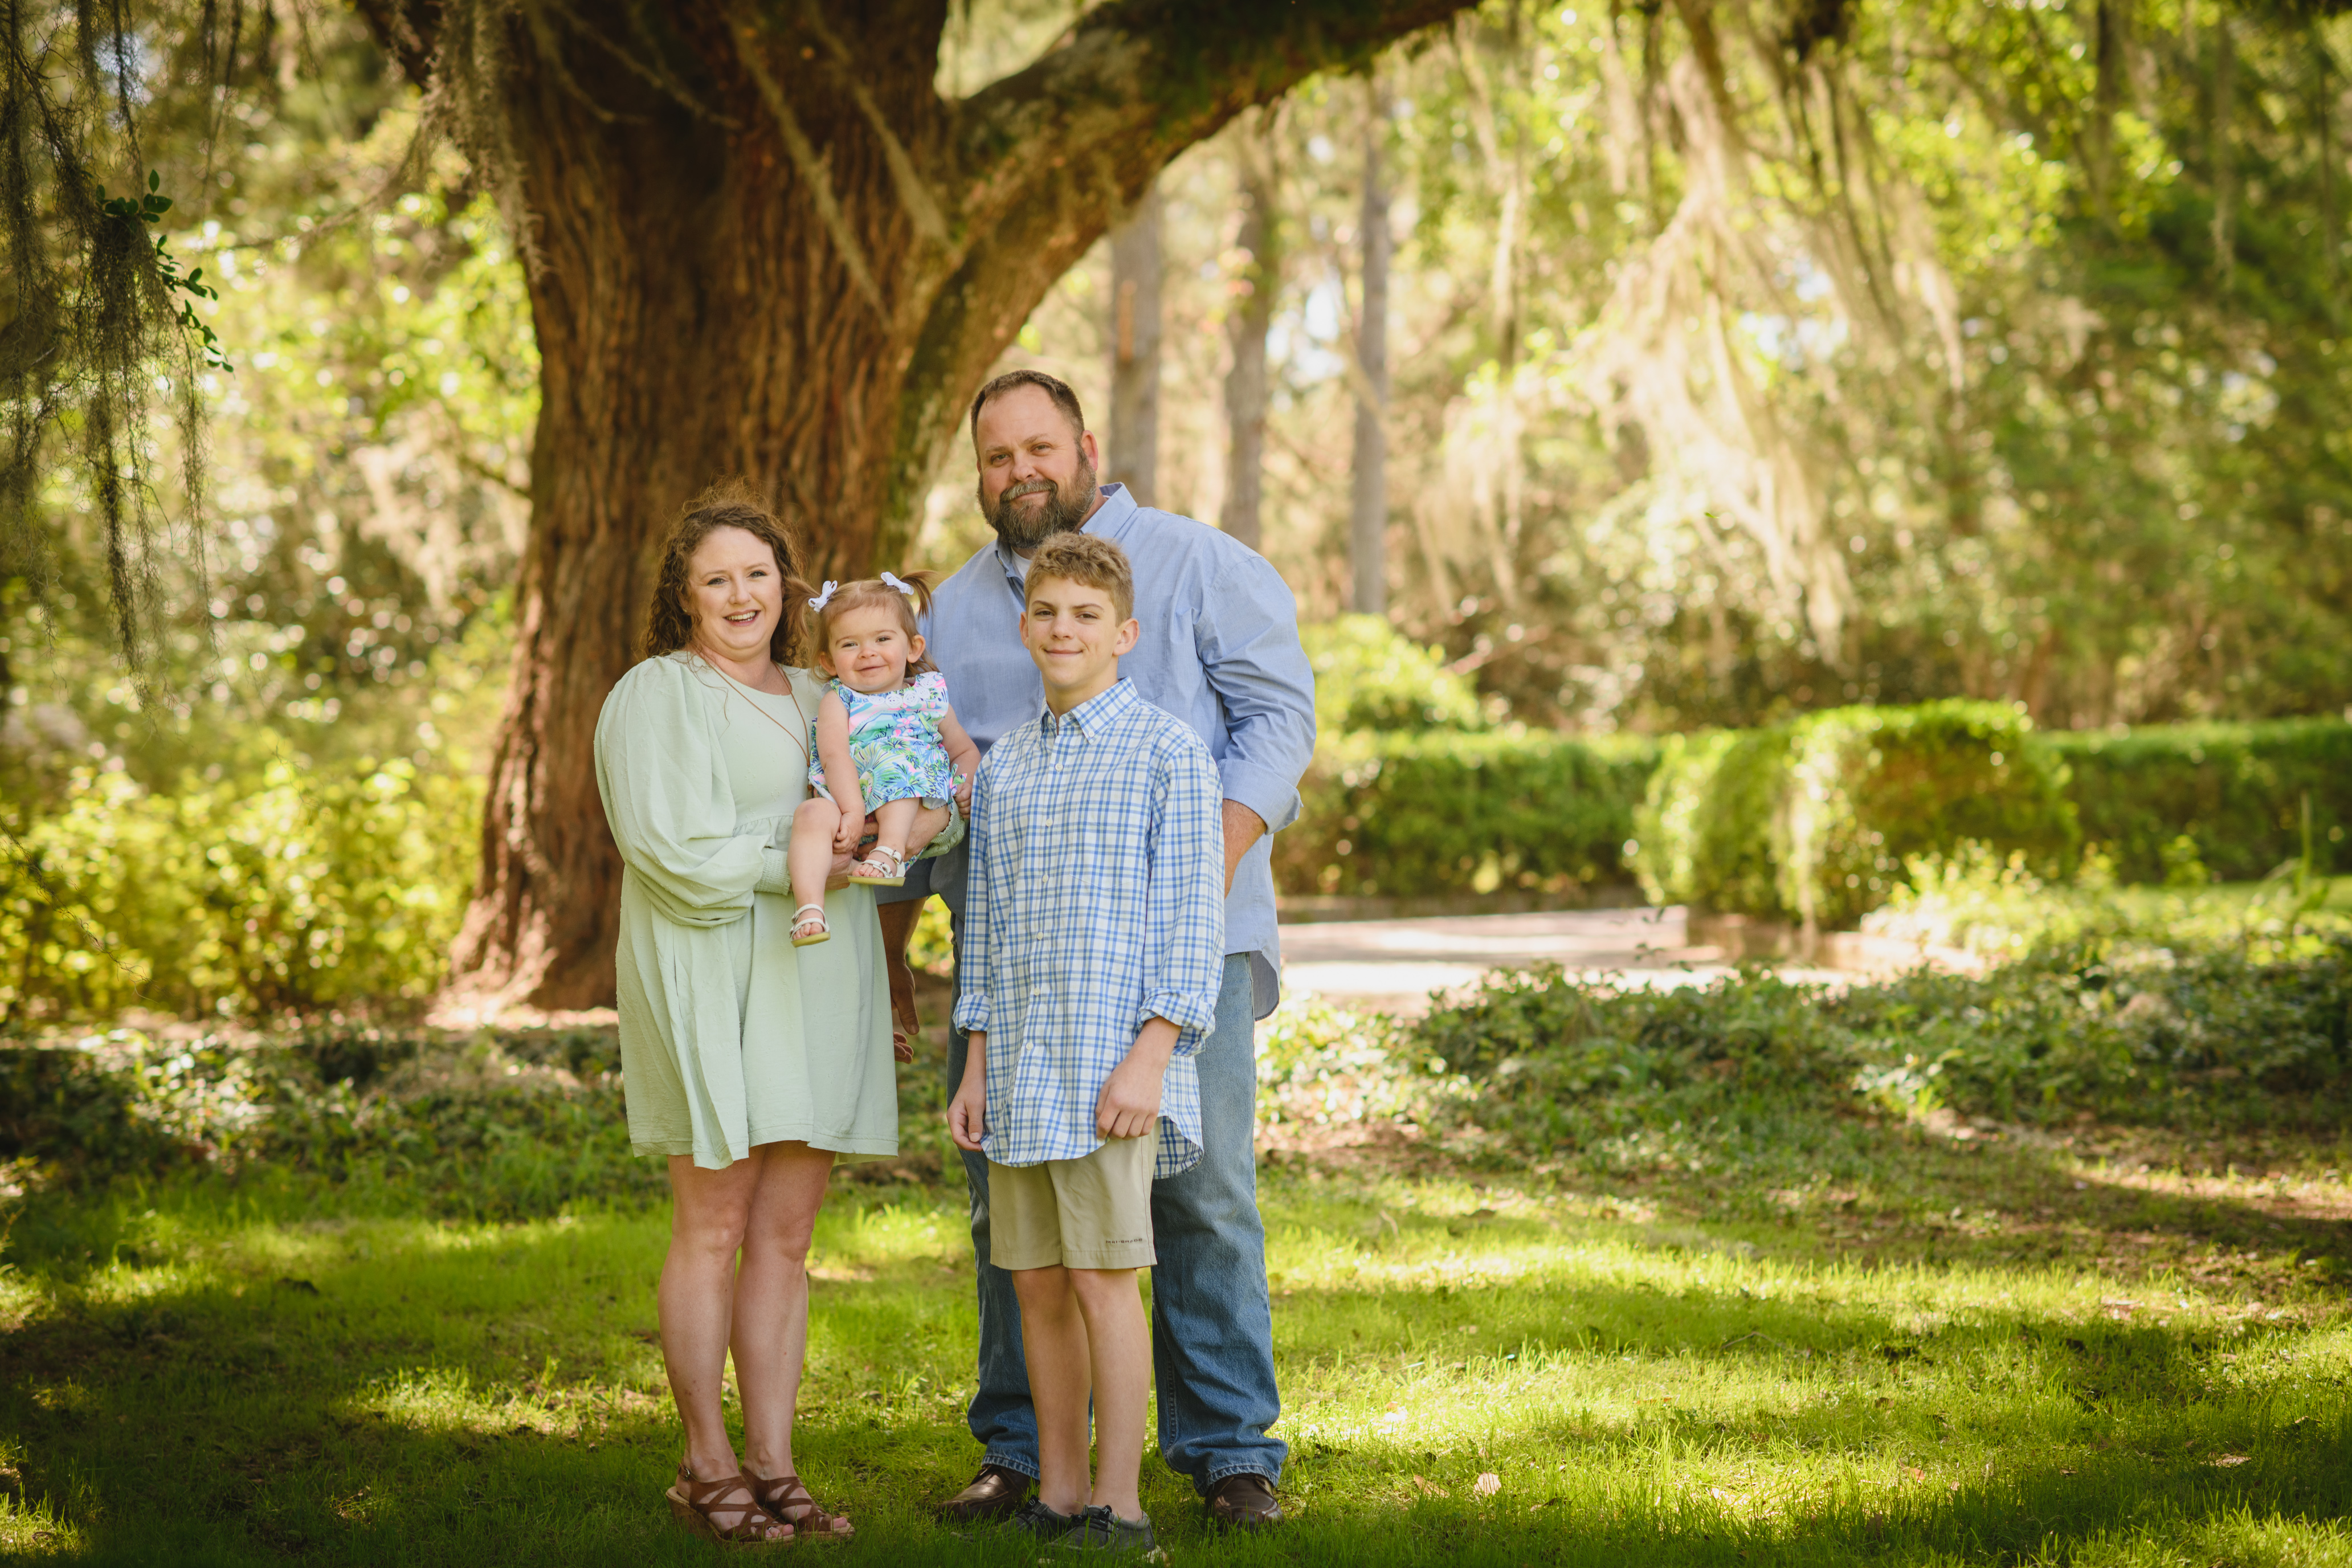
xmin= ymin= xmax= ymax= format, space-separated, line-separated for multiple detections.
xmin=24 ymin=1133 xmax=2349 ymax=1565
xmin=5 ymin=992 xmax=2352 ymax=1565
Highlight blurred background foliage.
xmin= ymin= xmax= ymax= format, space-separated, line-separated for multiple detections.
xmin=5 ymin=0 xmax=2352 ymax=1021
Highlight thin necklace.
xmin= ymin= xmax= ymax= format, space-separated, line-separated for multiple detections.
xmin=691 ymin=643 xmax=810 ymax=765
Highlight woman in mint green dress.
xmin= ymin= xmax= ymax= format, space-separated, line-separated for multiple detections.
xmin=591 ymin=485 xmax=891 ymax=1545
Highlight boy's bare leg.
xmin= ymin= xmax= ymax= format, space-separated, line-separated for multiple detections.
xmin=1068 ymin=1267 xmax=1149 ymax=1521
xmin=1012 ymin=1264 xmax=1096 ymax=1518
xmin=788 ymin=799 xmax=841 ymax=918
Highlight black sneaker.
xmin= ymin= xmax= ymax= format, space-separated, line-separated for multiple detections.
xmin=1051 ymin=1505 xmax=1156 ymax=1554
xmin=998 ymin=1496 xmax=1082 ymax=1542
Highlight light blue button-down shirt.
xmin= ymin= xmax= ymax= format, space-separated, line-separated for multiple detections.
xmin=952 ymin=679 xmax=1226 ymax=1177
xmin=886 ymin=483 xmax=1317 ymax=1017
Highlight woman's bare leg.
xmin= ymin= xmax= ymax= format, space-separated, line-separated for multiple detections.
xmin=661 ymin=1155 xmax=762 ymax=1474
xmin=789 ymin=798 xmax=841 ymax=918
xmin=733 ymin=1141 xmax=850 ymax=1533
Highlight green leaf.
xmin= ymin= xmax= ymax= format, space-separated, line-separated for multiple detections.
xmin=148 ymin=168 xmax=160 ymax=191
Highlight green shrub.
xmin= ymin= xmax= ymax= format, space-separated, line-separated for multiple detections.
xmin=1631 ymin=728 xmax=1790 ymax=914
xmin=1300 ymin=614 xmax=1488 ymax=734
xmin=2047 ymin=718 xmax=2352 ymax=884
xmin=1278 ymin=729 xmax=1656 ymax=899
xmin=1776 ymin=701 xmax=2078 ymax=928
xmin=1629 ymin=701 xmax=2074 ymax=926
xmin=0 ymin=757 xmax=479 ymax=1023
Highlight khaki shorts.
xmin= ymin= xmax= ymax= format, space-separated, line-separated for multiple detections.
xmin=987 ymin=1135 xmax=1157 ymax=1271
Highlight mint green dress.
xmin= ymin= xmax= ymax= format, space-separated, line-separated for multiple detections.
xmin=594 ymin=652 xmax=896 ymax=1170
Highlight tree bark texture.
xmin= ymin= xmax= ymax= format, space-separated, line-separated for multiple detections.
xmin=1350 ymin=73 xmax=1393 ymax=617
xmin=1106 ymin=179 xmax=1164 ymax=508
xmin=1222 ymin=113 xmax=1277 ymax=553
xmin=365 ymin=0 xmax=1473 ymax=1010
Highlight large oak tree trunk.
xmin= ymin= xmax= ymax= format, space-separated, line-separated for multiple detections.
xmin=385 ymin=0 xmax=1473 ymax=1011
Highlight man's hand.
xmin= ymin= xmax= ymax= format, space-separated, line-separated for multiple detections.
xmin=1097 ymin=1018 xmax=1178 ymax=1140
xmin=1221 ymin=799 xmax=1267 ymax=894
xmin=948 ymin=1032 xmax=989 ymax=1151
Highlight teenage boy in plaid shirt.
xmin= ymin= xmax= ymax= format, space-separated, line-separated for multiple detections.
xmin=948 ymin=533 xmax=1226 ymax=1556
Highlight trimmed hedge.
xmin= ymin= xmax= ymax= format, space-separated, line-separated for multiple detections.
xmin=1273 ymin=729 xmax=1656 ymax=899
xmin=1631 ymin=701 xmax=2074 ymax=926
xmin=1775 ymin=701 xmax=2077 ymax=928
xmin=1631 ymin=728 xmax=1787 ymax=917
xmin=1283 ymin=701 xmax=2346 ymax=920
xmin=2048 ymin=718 xmax=2352 ymax=884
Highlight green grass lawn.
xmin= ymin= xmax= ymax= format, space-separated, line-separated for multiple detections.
xmin=4 ymin=1089 xmax=2349 ymax=1566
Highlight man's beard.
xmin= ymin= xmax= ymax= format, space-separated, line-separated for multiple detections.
xmin=979 ymin=453 xmax=1096 ymax=552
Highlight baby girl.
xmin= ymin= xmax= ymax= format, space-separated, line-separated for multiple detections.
xmin=787 ymin=572 xmax=980 ymax=946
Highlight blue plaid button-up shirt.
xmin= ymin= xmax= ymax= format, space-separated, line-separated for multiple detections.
xmin=952 ymin=679 xmax=1226 ymax=1177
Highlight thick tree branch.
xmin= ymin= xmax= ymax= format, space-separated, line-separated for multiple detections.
xmin=951 ymin=0 xmax=1475 ymax=236
xmin=801 ymin=0 xmax=952 ymax=246
xmin=730 ymin=13 xmax=887 ymax=315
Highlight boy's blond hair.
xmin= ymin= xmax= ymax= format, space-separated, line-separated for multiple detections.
xmin=1026 ymin=533 xmax=1134 ymax=622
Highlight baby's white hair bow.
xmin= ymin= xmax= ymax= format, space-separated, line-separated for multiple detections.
xmin=807 ymin=581 xmax=839 ymax=611
xmin=880 ymin=571 xmax=917 ymax=599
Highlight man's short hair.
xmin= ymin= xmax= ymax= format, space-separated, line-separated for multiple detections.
xmin=1027 ymin=533 xmax=1134 ymax=622
xmin=970 ymin=369 xmax=1087 ymax=448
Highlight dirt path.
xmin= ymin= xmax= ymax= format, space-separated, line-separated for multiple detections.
xmin=1275 ymin=905 xmax=1845 ymax=1015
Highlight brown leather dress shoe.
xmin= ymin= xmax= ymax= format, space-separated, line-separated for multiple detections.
xmin=934 ymin=1463 xmax=1034 ymax=1523
xmin=1203 ymin=1472 xmax=1284 ymax=1529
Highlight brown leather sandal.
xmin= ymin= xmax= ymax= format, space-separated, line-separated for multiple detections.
xmin=668 ymin=1460 xmax=794 ymax=1545
xmin=749 ymin=1472 xmax=853 ymax=1542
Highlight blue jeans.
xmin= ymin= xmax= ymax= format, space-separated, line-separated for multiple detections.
xmin=945 ymin=954 xmax=1285 ymax=1493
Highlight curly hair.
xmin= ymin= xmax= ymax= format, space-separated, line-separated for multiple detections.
xmin=1027 ymin=532 xmax=1134 ymax=620
xmin=640 ymin=480 xmax=814 ymax=665
xmin=811 ymin=571 xmax=940 ymax=678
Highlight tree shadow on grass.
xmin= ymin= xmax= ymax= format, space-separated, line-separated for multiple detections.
xmin=2 ymin=1148 xmax=2348 ymax=1567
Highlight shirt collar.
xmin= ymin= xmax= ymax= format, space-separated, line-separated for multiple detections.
xmin=1042 ymin=677 xmax=1137 ymax=737
xmin=993 ymin=482 xmax=1142 ymax=588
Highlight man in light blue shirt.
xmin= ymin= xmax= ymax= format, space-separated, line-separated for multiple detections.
xmin=880 ymin=369 xmax=1314 ymax=1531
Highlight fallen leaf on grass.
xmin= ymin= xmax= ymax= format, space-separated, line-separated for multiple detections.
xmin=1475 ymin=1472 xmax=1501 ymax=1496
xmin=1410 ymin=1474 xmax=1448 ymax=1497
xmin=2212 ymin=1454 xmax=2252 ymax=1467
xmin=1905 ymin=1467 xmax=1926 ymax=1481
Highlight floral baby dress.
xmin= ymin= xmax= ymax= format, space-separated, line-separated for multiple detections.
xmin=807 ymin=670 xmax=966 ymax=858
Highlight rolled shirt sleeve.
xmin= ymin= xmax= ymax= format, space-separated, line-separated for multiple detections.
xmin=1137 ymin=734 xmax=1228 ymax=1054
xmin=1195 ymin=550 xmax=1317 ymax=835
